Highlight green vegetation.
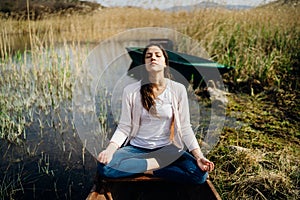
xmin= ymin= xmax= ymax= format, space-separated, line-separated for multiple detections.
xmin=210 ymin=94 xmax=299 ymax=199
xmin=0 ymin=0 xmax=299 ymax=199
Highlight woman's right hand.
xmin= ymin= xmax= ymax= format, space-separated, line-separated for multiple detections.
xmin=97 ymin=142 xmax=119 ymax=165
xmin=97 ymin=150 xmax=113 ymax=165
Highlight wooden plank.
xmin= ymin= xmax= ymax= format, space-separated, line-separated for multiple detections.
xmin=86 ymin=191 xmax=112 ymax=200
xmin=206 ymin=179 xmax=222 ymax=200
xmin=87 ymin=175 xmax=222 ymax=200
xmin=103 ymin=175 xmax=163 ymax=182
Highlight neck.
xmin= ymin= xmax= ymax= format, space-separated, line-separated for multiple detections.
xmin=148 ymin=73 xmax=166 ymax=87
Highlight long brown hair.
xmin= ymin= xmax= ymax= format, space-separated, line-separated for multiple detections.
xmin=140 ymin=44 xmax=171 ymax=112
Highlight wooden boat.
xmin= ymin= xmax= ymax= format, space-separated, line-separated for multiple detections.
xmin=126 ymin=47 xmax=234 ymax=87
xmin=86 ymin=175 xmax=222 ymax=200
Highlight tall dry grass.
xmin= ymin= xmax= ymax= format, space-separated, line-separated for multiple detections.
xmin=179 ymin=7 xmax=299 ymax=94
xmin=210 ymin=145 xmax=299 ymax=199
xmin=1 ymin=6 xmax=298 ymax=92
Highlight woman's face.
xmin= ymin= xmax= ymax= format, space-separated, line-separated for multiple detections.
xmin=144 ymin=45 xmax=166 ymax=73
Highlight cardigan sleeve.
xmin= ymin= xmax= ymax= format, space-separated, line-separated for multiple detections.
xmin=177 ymin=84 xmax=201 ymax=151
xmin=110 ymin=86 xmax=132 ymax=147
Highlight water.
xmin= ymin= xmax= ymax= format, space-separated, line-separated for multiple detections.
xmin=0 ymin=102 xmax=96 ymax=200
xmin=0 ymin=41 xmax=98 ymax=199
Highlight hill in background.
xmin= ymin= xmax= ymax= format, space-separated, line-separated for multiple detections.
xmin=164 ymin=1 xmax=252 ymax=12
xmin=0 ymin=0 xmax=103 ymax=19
xmin=1 ymin=0 xmax=299 ymax=20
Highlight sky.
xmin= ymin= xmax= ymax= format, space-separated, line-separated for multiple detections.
xmin=94 ymin=0 xmax=277 ymax=9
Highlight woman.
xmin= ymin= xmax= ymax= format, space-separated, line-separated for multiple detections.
xmin=97 ymin=43 xmax=214 ymax=185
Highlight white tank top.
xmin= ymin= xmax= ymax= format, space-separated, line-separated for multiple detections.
xmin=130 ymin=85 xmax=173 ymax=149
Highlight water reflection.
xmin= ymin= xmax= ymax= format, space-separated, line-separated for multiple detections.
xmin=0 ymin=100 xmax=97 ymax=199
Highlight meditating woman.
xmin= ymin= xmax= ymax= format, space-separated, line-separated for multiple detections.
xmin=97 ymin=43 xmax=214 ymax=184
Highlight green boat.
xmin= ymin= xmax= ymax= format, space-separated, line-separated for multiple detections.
xmin=126 ymin=47 xmax=234 ymax=87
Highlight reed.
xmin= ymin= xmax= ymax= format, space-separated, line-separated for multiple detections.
xmin=179 ymin=7 xmax=299 ymax=94
xmin=1 ymin=6 xmax=298 ymax=91
xmin=0 ymin=39 xmax=85 ymax=143
xmin=38 ymin=152 xmax=54 ymax=176
xmin=0 ymin=163 xmax=28 ymax=200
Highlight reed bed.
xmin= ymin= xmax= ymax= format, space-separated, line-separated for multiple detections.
xmin=179 ymin=7 xmax=300 ymax=93
xmin=1 ymin=6 xmax=298 ymax=91
xmin=0 ymin=3 xmax=299 ymax=199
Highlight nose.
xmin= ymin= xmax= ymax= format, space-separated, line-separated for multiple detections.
xmin=151 ymin=54 xmax=157 ymax=60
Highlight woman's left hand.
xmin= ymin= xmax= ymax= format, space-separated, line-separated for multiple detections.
xmin=196 ymin=157 xmax=214 ymax=172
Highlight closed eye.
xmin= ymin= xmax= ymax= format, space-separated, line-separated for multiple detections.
xmin=145 ymin=52 xmax=163 ymax=58
xmin=145 ymin=54 xmax=152 ymax=58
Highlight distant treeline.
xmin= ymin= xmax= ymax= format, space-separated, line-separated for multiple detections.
xmin=0 ymin=0 xmax=102 ymax=19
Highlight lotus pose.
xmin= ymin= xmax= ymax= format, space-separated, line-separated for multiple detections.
xmin=97 ymin=43 xmax=214 ymax=184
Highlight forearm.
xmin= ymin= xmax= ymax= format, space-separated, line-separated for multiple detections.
xmin=191 ymin=148 xmax=205 ymax=160
xmin=110 ymin=127 xmax=129 ymax=147
xmin=106 ymin=141 xmax=119 ymax=154
xmin=181 ymin=128 xmax=202 ymax=152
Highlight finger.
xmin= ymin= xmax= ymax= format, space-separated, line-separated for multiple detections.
xmin=198 ymin=160 xmax=207 ymax=171
xmin=202 ymin=165 xmax=209 ymax=171
xmin=97 ymin=155 xmax=102 ymax=162
xmin=211 ymin=162 xmax=215 ymax=170
xmin=203 ymin=159 xmax=214 ymax=169
xmin=98 ymin=154 xmax=106 ymax=164
xmin=101 ymin=155 xmax=107 ymax=164
xmin=208 ymin=163 xmax=214 ymax=171
xmin=208 ymin=165 xmax=211 ymax=172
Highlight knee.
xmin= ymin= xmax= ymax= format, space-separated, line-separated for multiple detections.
xmin=198 ymin=172 xmax=208 ymax=184
xmin=196 ymin=172 xmax=208 ymax=184
xmin=97 ymin=162 xmax=112 ymax=177
xmin=97 ymin=162 xmax=106 ymax=176
xmin=190 ymin=170 xmax=208 ymax=184
xmin=97 ymin=162 xmax=117 ymax=178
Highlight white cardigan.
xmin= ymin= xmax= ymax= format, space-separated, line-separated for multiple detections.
xmin=110 ymin=79 xmax=200 ymax=152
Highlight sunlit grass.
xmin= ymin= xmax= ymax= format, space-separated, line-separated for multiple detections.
xmin=210 ymin=94 xmax=300 ymax=199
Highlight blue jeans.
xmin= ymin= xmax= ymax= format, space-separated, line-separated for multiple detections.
xmin=97 ymin=145 xmax=208 ymax=184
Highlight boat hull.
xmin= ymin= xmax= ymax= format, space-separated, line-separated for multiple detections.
xmin=126 ymin=47 xmax=234 ymax=88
